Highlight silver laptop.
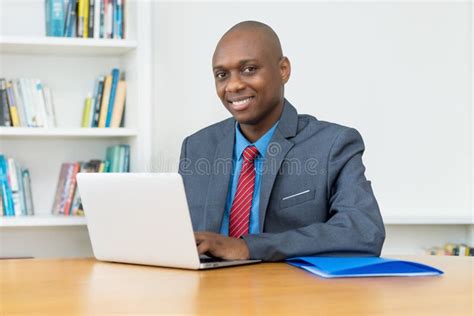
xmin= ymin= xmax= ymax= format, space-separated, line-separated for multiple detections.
xmin=77 ymin=173 xmax=260 ymax=270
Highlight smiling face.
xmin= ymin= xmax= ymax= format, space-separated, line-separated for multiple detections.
xmin=212 ymin=24 xmax=290 ymax=135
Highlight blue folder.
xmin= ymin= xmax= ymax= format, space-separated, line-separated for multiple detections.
xmin=286 ymin=257 xmax=443 ymax=278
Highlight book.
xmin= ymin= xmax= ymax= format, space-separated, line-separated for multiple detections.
xmin=45 ymin=0 xmax=66 ymax=37
xmin=105 ymin=0 xmax=113 ymax=38
xmin=99 ymin=0 xmax=105 ymax=38
xmin=12 ymin=80 xmax=27 ymax=127
xmin=93 ymin=0 xmax=101 ymax=38
xmin=98 ymin=75 xmax=112 ymax=127
xmin=43 ymin=86 xmax=58 ymax=128
xmin=51 ymin=163 xmax=70 ymax=214
xmin=34 ymin=80 xmax=48 ymax=127
xmin=7 ymin=159 xmax=21 ymax=216
xmin=81 ymin=95 xmax=93 ymax=127
xmin=6 ymin=82 xmax=20 ymax=127
xmin=83 ymin=0 xmax=90 ymax=38
xmin=91 ymin=76 xmax=104 ymax=127
xmin=286 ymin=257 xmax=444 ymax=278
xmin=0 ymin=155 xmax=14 ymax=216
xmin=22 ymin=169 xmax=34 ymax=215
xmin=0 ymin=79 xmax=11 ymax=127
xmin=110 ymin=80 xmax=126 ymax=128
xmin=77 ymin=0 xmax=85 ymax=37
xmin=114 ymin=0 xmax=123 ymax=39
xmin=88 ymin=0 xmax=95 ymax=38
xmin=105 ymin=68 xmax=120 ymax=127
xmin=63 ymin=162 xmax=80 ymax=215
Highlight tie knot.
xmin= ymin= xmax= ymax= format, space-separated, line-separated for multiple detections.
xmin=243 ymin=146 xmax=259 ymax=162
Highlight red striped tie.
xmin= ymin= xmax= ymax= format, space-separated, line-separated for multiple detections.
xmin=229 ymin=145 xmax=259 ymax=238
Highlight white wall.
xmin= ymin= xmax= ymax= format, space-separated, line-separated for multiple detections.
xmin=151 ymin=2 xmax=472 ymax=223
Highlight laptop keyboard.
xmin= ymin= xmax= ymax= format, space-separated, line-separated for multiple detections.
xmin=199 ymin=257 xmax=227 ymax=263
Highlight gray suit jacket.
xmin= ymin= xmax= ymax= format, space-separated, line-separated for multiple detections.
xmin=179 ymin=99 xmax=385 ymax=261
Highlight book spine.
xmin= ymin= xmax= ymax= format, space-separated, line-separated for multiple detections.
xmin=0 ymin=156 xmax=14 ymax=216
xmin=43 ymin=86 xmax=58 ymax=128
xmin=105 ymin=68 xmax=120 ymax=127
xmin=83 ymin=0 xmax=90 ymax=38
xmin=117 ymin=145 xmax=125 ymax=172
xmin=114 ymin=0 xmax=122 ymax=39
xmin=7 ymin=159 xmax=21 ymax=216
xmin=63 ymin=163 xmax=80 ymax=215
xmin=18 ymin=79 xmax=32 ymax=127
xmin=121 ymin=144 xmax=130 ymax=172
xmin=22 ymin=169 xmax=34 ymax=215
xmin=48 ymin=0 xmax=66 ymax=37
xmin=0 ymin=188 xmax=4 ymax=216
xmin=98 ymin=75 xmax=112 ymax=127
xmin=77 ymin=0 xmax=85 ymax=37
xmin=89 ymin=78 xmax=100 ymax=127
xmin=92 ymin=76 xmax=104 ymax=127
xmin=110 ymin=80 xmax=126 ymax=128
xmin=63 ymin=0 xmax=71 ymax=36
xmin=65 ymin=0 xmax=78 ymax=37
xmin=88 ymin=0 xmax=95 ymax=38
xmin=99 ymin=0 xmax=105 ymax=38
xmin=16 ymin=163 xmax=27 ymax=216
xmin=0 ymin=79 xmax=11 ymax=127
xmin=12 ymin=80 xmax=27 ymax=127
xmin=34 ymin=80 xmax=48 ymax=128
xmin=26 ymin=79 xmax=39 ymax=127
xmin=105 ymin=0 xmax=113 ymax=38
xmin=81 ymin=95 xmax=92 ymax=127
xmin=70 ymin=163 xmax=84 ymax=215
xmin=45 ymin=0 xmax=52 ymax=36
xmin=51 ymin=163 xmax=69 ymax=214
xmin=121 ymin=0 xmax=125 ymax=39
xmin=6 ymin=82 xmax=20 ymax=127
xmin=93 ymin=0 xmax=101 ymax=38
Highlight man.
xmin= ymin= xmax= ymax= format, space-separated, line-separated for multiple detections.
xmin=179 ymin=21 xmax=385 ymax=261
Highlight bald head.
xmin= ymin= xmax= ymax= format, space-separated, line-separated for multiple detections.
xmin=213 ymin=21 xmax=283 ymax=63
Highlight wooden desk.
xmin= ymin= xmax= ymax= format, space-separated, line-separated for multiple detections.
xmin=1 ymin=255 xmax=472 ymax=315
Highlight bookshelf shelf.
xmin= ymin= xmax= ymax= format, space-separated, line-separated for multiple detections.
xmin=0 ymin=215 xmax=87 ymax=227
xmin=0 ymin=127 xmax=139 ymax=138
xmin=0 ymin=36 xmax=138 ymax=56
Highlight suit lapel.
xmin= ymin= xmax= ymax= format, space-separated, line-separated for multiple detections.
xmin=258 ymin=100 xmax=298 ymax=231
xmin=203 ymin=120 xmax=235 ymax=232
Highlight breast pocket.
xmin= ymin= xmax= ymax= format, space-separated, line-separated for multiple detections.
xmin=279 ymin=189 xmax=316 ymax=209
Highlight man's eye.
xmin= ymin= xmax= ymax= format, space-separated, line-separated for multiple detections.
xmin=215 ymin=72 xmax=227 ymax=79
xmin=243 ymin=66 xmax=257 ymax=73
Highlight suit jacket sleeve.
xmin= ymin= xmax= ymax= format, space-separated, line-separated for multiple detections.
xmin=242 ymin=128 xmax=386 ymax=261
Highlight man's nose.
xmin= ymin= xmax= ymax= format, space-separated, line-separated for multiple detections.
xmin=225 ymin=74 xmax=245 ymax=93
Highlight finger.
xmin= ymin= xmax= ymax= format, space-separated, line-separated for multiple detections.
xmin=194 ymin=232 xmax=205 ymax=242
xmin=197 ymin=241 xmax=210 ymax=255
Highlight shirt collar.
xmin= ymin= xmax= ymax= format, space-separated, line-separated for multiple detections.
xmin=234 ymin=121 xmax=279 ymax=160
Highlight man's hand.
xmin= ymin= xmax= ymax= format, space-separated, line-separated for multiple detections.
xmin=194 ymin=232 xmax=250 ymax=260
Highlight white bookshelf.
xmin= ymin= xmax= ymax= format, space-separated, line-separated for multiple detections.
xmin=0 ymin=215 xmax=87 ymax=227
xmin=0 ymin=0 xmax=152 ymax=258
xmin=0 ymin=36 xmax=138 ymax=56
xmin=0 ymin=127 xmax=139 ymax=138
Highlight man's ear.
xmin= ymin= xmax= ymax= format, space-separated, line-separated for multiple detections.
xmin=279 ymin=56 xmax=291 ymax=84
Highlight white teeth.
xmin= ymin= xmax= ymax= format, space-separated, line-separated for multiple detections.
xmin=231 ymin=97 xmax=252 ymax=106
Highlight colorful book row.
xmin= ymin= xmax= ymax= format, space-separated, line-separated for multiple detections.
xmin=51 ymin=144 xmax=130 ymax=215
xmin=0 ymin=155 xmax=34 ymax=217
xmin=46 ymin=0 xmax=126 ymax=39
xmin=0 ymin=78 xmax=57 ymax=128
xmin=82 ymin=68 xmax=126 ymax=128
xmin=427 ymin=243 xmax=474 ymax=256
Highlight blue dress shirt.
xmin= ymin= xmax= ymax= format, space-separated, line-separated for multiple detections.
xmin=220 ymin=121 xmax=279 ymax=236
